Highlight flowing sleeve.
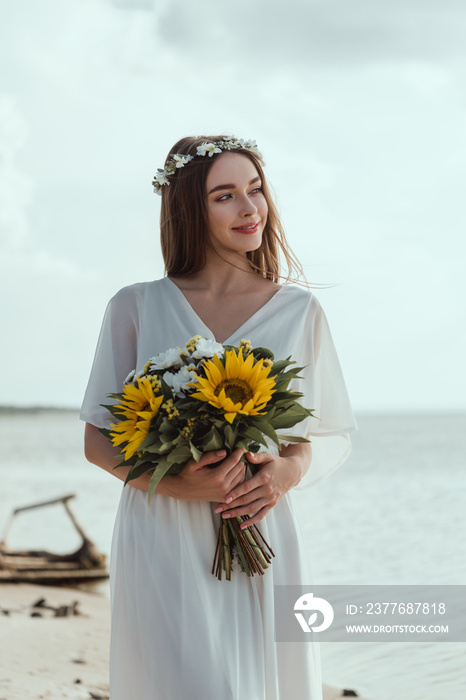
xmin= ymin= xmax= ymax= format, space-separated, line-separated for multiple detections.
xmin=79 ymin=286 xmax=140 ymax=429
xmin=281 ymin=294 xmax=357 ymax=490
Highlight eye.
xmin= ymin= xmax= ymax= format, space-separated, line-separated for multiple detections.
xmin=216 ymin=193 xmax=232 ymax=202
xmin=250 ymin=186 xmax=263 ymax=195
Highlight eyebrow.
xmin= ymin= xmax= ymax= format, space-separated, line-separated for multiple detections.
xmin=207 ymin=176 xmax=261 ymax=195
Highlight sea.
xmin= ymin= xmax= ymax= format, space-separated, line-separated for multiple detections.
xmin=1 ymin=410 xmax=465 ymax=700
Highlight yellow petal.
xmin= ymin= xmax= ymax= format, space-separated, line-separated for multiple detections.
xmin=224 ymin=412 xmax=237 ymax=423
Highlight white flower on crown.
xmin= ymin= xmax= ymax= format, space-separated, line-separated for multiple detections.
xmin=173 ymin=154 xmax=194 ymax=168
xmin=223 ymin=137 xmax=242 ymax=150
xmin=191 ymin=337 xmax=225 ymax=360
xmin=149 ymin=347 xmax=184 ymax=370
xmin=242 ymin=139 xmax=258 ymax=152
xmin=162 ymin=366 xmax=198 ymax=397
xmin=197 ymin=142 xmax=222 ymax=157
xmin=153 ymin=170 xmax=170 ymax=193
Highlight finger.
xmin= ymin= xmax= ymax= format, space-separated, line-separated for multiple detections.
xmin=226 ymin=462 xmax=247 ymax=492
xmin=247 ymin=451 xmax=272 ymax=466
xmin=215 ymin=479 xmax=267 ymax=513
xmin=221 ymin=497 xmax=269 ymax=520
xmin=239 ymin=505 xmax=272 ymax=528
xmin=211 ymin=462 xmax=246 ymax=508
xmin=214 ymin=447 xmax=246 ymax=476
xmin=195 ymin=450 xmax=227 ymax=468
xmin=219 ymin=468 xmax=267 ymax=506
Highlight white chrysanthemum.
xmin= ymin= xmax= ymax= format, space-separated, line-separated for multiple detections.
xmin=150 ymin=347 xmax=184 ymax=370
xmin=162 ymin=366 xmax=198 ymax=397
xmin=191 ymin=337 xmax=225 ymax=360
xmin=124 ymin=369 xmax=136 ymax=385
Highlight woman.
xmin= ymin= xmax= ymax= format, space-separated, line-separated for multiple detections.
xmin=81 ymin=135 xmax=356 ymax=700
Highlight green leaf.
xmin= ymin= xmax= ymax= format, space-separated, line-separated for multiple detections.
xmin=133 ymin=452 xmax=157 ymax=469
xmin=269 ymin=408 xmax=310 ymax=430
xmin=189 ymin=441 xmax=203 ymax=462
xmin=124 ymin=462 xmax=153 ymax=484
xmin=99 ymin=402 xmax=125 ymax=419
xmin=147 ymin=461 xmax=175 ymax=503
xmin=251 ymin=346 xmax=275 ymax=362
xmin=139 ymin=431 xmax=160 ymax=450
xmin=269 ymin=358 xmax=294 ymax=375
xmin=167 ymin=444 xmax=192 ymax=466
xmin=224 ymin=423 xmax=237 ymax=451
xmin=112 ymin=459 xmax=130 ymax=472
xmin=160 ymin=376 xmax=175 ymax=401
xmin=97 ymin=427 xmax=112 ymax=439
xmin=242 ymin=426 xmax=269 ymax=447
xmin=199 ymin=426 xmax=223 ymax=452
xmin=235 ymin=438 xmax=260 ymax=454
xmin=277 ymin=434 xmax=310 ymax=443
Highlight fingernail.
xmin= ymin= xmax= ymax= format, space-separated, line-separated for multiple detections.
xmin=216 ymin=450 xmax=226 ymax=456
xmin=222 ymin=513 xmax=231 ymax=519
xmin=214 ymin=506 xmax=222 ymax=513
xmin=225 ymin=496 xmax=233 ymax=504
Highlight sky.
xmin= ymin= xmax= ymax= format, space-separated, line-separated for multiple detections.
xmin=0 ymin=0 xmax=465 ymax=412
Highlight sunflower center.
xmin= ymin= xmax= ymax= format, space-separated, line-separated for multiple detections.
xmin=215 ymin=379 xmax=254 ymax=405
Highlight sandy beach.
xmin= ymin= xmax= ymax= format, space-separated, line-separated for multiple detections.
xmin=0 ymin=583 xmax=370 ymax=700
xmin=0 ymin=584 xmax=111 ymax=700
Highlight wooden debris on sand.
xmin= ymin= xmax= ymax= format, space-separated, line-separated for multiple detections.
xmin=0 ymin=494 xmax=108 ymax=585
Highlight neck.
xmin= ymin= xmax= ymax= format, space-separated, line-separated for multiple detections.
xmin=171 ymin=250 xmax=260 ymax=295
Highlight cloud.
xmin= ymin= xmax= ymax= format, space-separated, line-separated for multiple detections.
xmin=0 ymin=0 xmax=464 ymax=410
xmin=154 ymin=0 xmax=466 ymax=68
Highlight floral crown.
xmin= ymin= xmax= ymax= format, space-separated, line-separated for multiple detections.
xmin=152 ymin=136 xmax=260 ymax=195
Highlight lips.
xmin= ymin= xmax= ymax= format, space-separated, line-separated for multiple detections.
xmin=232 ymin=221 xmax=261 ymax=233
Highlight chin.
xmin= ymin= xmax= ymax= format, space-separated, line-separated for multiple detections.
xmin=240 ymin=239 xmax=262 ymax=255
xmin=235 ymin=230 xmax=263 ymax=251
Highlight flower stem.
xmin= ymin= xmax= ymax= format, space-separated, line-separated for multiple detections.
xmin=212 ymin=514 xmax=275 ymax=580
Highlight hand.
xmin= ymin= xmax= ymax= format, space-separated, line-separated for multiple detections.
xmin=158 ymin=447 xmax=247 ymax=502
xmin=214 ymin=449 xmax=305 ymax=528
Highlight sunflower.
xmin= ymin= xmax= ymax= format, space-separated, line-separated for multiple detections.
xmin=190 ymin=349 xmax=276 ymax=424
xmin=110 ymin=377 xmax=163 ymax=459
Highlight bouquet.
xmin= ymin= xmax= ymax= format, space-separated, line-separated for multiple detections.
xmin=100 ymin=336 xmax=313 ymax=580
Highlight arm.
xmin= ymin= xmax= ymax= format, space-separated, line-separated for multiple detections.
xmin=84 ymin=423 xmax=151 ymax=491
xmin=84 ymin=423 xmax=247 ymax=501
xmin=214 ymin=441 xmax=312 ymax=528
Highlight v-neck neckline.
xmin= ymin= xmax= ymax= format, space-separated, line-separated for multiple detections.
xmin=164 ymin=276 xmax=286 ymax=344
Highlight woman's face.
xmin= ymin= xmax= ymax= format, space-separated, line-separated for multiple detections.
xmin=205 ymin=152 xmax=268 ymax=257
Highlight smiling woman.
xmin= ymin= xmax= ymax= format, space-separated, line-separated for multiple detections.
xmin=159 ymin=134 xmax=303 ymax=282
xmin=80 ymin=134 xmax=357 ymax=700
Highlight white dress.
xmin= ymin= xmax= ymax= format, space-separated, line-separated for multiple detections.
xmin=80 ymin=277 xmax=356 ymax=700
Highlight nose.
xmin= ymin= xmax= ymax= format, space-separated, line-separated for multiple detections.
xmin=239 ymin=193 xmax=258 ymax=217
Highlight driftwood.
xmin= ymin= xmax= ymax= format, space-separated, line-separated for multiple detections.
xmin=0 ymin=494 xmax=108 ymax=585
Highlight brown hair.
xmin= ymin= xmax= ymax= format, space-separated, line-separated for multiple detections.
xmin=159 ymin=135 xmax=304 ymax=283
